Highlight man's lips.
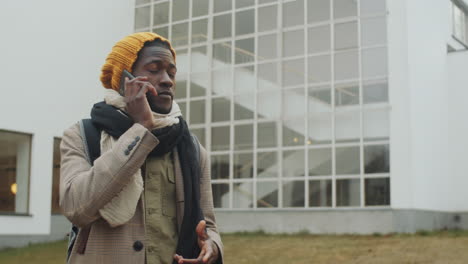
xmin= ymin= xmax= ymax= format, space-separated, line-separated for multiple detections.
xmin=148 ymin=91 xmax=173 ymax=99
xmin=158 ymin=91 xmax=173 ymax=99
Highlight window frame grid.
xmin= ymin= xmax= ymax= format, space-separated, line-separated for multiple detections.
xmin=135 ymin=0 xmax=391 ymax=211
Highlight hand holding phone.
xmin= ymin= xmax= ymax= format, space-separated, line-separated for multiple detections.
xmin=120 ymin=70 xmax=158 ymax=130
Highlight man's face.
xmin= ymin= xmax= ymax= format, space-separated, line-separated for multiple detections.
xmin=132 ymin=45 xmax=176 ymax=114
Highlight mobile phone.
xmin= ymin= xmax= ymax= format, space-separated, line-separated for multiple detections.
xmin=119 ymin=70 xmax=135 ymax=95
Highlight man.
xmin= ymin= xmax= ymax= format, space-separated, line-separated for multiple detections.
xmin=60 ymin=32 xmax=223 ymax=264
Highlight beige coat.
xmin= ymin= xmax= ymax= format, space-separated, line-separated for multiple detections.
xmin=60 ymin=123 xmax=223 ymax=264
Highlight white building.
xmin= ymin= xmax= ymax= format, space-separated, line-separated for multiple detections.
xmin=1 ymin=0 xmax=468 ymax=248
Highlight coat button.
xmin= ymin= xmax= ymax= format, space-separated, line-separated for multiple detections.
xmin=133 ymin=240 xmax=144 ymax=251
xmin=124 ymin=149 xmax=130 ymax=155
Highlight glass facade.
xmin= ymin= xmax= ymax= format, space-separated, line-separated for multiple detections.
xmin=135 ymin=0 xmax=390 ymax=209
xmin=452 ymin=0 xmax=468 ymax=46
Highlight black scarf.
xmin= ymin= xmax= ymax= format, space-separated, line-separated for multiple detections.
xmin=90 ymin=102 xmax=203 ymax=261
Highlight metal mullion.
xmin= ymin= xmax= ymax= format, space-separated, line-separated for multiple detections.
xmin=283 ymin=84 xmax=306 ymax=91
xmin=230 ymin=119 xmax=256 ymax=126
xmin=190 ymin=124 xmax=209 ymax=129
xmin=206 ymin=0 xmax=215 ymax=157
xmin=335 ymin=174 xmax=361 ymax=180
xmin=334 ymin=16 xmax=358 ymax=24
xmin=281 ymin=54 xmax=307 ymax=62
xmin=308 ymin=175 xmax=334 ymax=181
xmin=171 ymin=19 xmax=192 ymax=26
xmin=364 ymin=173 xmax=391 ymax=179
xmin=256 ymin=57 xmax=280 ymax=65
xmin=190 ymin=42 xmax=210 ymax=49
xmin=330 ymin=0 xmax=336 ymax=209
xmin=308 ymin=50 xmax=333 ymax=58
xmin=191 ymin=14 xmax=211 ymax=21
xmin=205 ymin=12 xmax=213 ymax=146
xmin=257 ymin=29 xmax=280 ymax=37
xmin=278 ymin=145 xmax=309 ymax=152
xmin=282 ymin=24 xmax=306 ymax=32
xmin=256 ymin=147 xmax=279 ymax=153
xmin=308 ymin=144 xmax=334 ymax=150
xmin=234 ymin=6 xmax=256 ymax=13
xmin=363 ymin=140 xmax=390 ymax=146
xmin=335 ymin=142 xmax=362 ymax=149
xmin=334 ymin=78 xmax=361 ymax=85
xmin=211 ymin=179 xmax=231 ymax=184
xmin=230 ymin=149 xmax=255 ymax=155
xmin=135 ymin=27 xmax=151 ymax=32
xmin=153 ymin=23 xmax=170 ymax=29
xmin=251 ymin=0 xmax=260 ymax=210
xmin=233 ymin=62 xmax=256 ymax=69
xmin=185 ymin=1 xmax=194 ymax=125
xmin=256 ymin=177 xmax=280 ymax=183
xmin=232 ymin=178 xmax=255 ymax=183
xmin=211 ymin=121 xmax=232 ymax=127
xmin=357 ymin=0 xmax=365 ymax=209
xmin=213 ymin=9 xmax=233 ymax=16
xmin=229 ymin=6 xmax=235 ymax=210
xmin=149 ymin=2 xmax=154 ymax=32
xmin=277 ymin=0 xmax=284 ymax=209
xmin=257 ymin=1 xmax=277 ymax=9
xmin=303 ymin=0 xmax=309 ymax=208
xmin=211 ymin=150 xmax=231 ymax=156
xmin=307 ymin=20 xmax=332 ymax=28
xmin=212 ymin=36 xmax=233 ymax=44
xmin=168 ymin=0 xmax=173 ymax=54
xmin=135 ymin=3 xmax=152 ymax=8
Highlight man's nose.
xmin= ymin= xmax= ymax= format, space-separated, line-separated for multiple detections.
xmin=159 ymin=72 xmax=173 ymax=89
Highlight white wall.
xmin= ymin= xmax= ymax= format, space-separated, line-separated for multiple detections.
xmin=406 ymin=0 xmax=450 ymax=211
xmin=0 ymin=0 xmax=134 ymax=235
xmin=388 ymin=0 xmax=413 ymax=209
xmin=447 ymin=50 xmax=468 ymax=211
xmin=390 ymin=0 xmax=468 ymax=211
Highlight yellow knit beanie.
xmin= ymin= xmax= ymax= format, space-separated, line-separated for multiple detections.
xmin=100 ymin=32 xmax=176 ymax=91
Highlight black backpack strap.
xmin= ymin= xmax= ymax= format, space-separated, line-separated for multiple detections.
xmin=66 ymin=225 xmax=79 ymax=263
xmin=78 ymin=119 xmax=102 ymax=165
xmin=67 ymin=119 xmax=102 ymax=262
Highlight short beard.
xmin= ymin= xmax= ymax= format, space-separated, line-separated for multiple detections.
xmin=148 ymin=99 xmax=172 ymax=114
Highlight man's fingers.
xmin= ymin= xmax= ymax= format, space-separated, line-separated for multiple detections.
xmin=127 ymin=75 xmax=148 ymax=82
xmin=196 ymin=220 xmax=208 ymax=240
xmin=202 ymin=247 xmax=213 ymax=263
xmin=173 ymin=257 xmax=203 ymax=264
xmin=146 ymin=84 xmax=158 ymax=96
xmin=135 ymin=82 xmax=157 ymax=98
xmin=124 ymin=76 xmax=150 ymax=95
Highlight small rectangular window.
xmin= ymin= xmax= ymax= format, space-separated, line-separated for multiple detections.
xmin=51 ymin=138 xmax=61 ymax=214
xmin=0 ymin=130 xmax=32 ymax=214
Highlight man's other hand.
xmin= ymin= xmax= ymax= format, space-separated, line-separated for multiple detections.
xmin=173 ymin=220 xmax=219 ymax=264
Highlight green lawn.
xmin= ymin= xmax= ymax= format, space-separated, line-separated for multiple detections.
xmin=2 ymin=231 xmax=468 ymax=263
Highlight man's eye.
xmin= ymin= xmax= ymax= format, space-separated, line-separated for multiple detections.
xmin=168 ymin=71 xmax=176 ymax=78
